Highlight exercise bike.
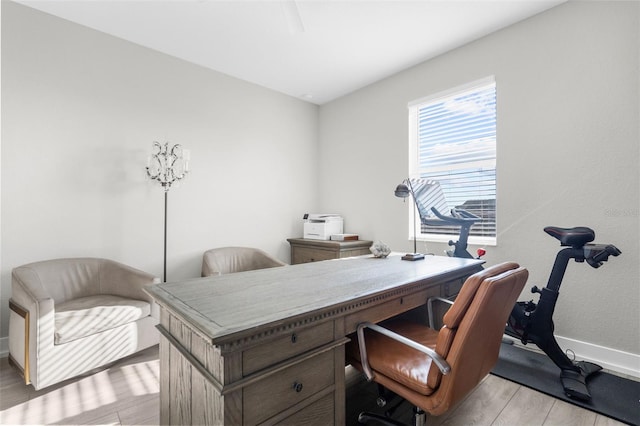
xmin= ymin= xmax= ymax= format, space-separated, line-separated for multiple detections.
xmin=406 ymin=178 xmax=486 ymax=260
xmin=504 ymin=226 xmax=621 ymax=401
xmin=423 ymin=206 xmax=486 ymax=259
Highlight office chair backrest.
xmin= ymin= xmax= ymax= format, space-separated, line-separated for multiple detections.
xmin=428 ymin=263 xmax=528 ymax=412
xmin=201 ymin=246 xmax=286 ymax=276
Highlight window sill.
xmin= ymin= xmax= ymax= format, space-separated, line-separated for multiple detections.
xmin=417 ymin=234 xmax=497 ymax=247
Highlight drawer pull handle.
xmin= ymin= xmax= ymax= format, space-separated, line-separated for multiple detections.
xmin=291 ymin=333 xmax=298 ymax=343
xmin=293 ymin=381 xmax=303 ymax=393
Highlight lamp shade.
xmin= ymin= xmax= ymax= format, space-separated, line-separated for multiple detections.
xmin=394 ymin=183 xmax=411 ymax=198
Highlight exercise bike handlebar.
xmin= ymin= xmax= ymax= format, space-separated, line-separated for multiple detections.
xmin=547 ymin=243 xmax=621 ymax=290
xmin=585 ymin=244 xmax=622 ymax=268
xmin=422 ymin=207 xmax=481 ymax=227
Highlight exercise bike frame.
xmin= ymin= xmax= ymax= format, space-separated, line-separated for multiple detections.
xmin=423 ymin=207 xmax=484 ymax=259
xmin=505 ymin=229 xmax=621 ymax=401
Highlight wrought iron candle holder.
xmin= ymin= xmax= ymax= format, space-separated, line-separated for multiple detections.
xmin=146 ymin=141 xmax=190 ymax=282
xmin=146 ymin=141 xmax=189 ymax=191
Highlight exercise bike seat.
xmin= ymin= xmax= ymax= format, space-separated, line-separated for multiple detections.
xmin=544 ymin=226 xmax=595 ymax=248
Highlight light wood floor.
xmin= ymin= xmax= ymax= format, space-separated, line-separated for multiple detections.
xmin=0 ymin=346 xmax=626 ymax=426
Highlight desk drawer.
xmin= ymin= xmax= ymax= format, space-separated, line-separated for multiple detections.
xmin=243 ymin=321 xmax=334 ymax=375
xmin=443 ymin=277 xmax=465 ymax=297
xmin=292 ymin=247 xmax=336 ymax=264
xmin=243 ymin=350 xmax=335 ymax=425
xmin=276 ymin=392 xmax=335 ymax=426
xmin=339 ymin=247 xmax=372 ymax=258
xmin=344 ymin=287 xmax=439 ymax=334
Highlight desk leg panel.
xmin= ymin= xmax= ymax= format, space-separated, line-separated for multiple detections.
xmin=159 ymin=308 xmax=244 ymax=425
xmin=191 ymin=334 xmax=220 ymax=425
xmin=333 ymin=343 xmax=346 ymax=425
xmin=222 ymin=352 xmax=244 ymax=425
xmin=159 ymin=307 xmax=170 ymax=425
xmin=333 ymin=317 xmax=346 ymax=425
xmin=169 ymin=314 xmax=192 ymax=425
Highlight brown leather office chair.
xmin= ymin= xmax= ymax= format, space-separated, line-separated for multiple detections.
xmin=201 ymin=246 xmax=286 ymax=277
xmin=347 ymin=262 xmax=528 ymax=425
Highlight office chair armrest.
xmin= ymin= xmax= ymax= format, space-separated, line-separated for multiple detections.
xmin=427 ymin=296 xmax=455 ymax=329
xmin=356 ymin=322 xmax=451 ymax=382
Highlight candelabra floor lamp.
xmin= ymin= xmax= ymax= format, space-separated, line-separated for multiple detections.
xmin=394 ymin=178 xmax=425 ymax=261
xmin=146 ymin=142 xmax=190 ymax=282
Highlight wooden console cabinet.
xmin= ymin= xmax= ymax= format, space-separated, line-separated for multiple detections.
xmin=287 ymin=238 xmax=373 ymax=264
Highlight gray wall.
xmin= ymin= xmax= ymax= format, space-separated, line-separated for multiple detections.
xmin=1 ymin=1 xmax=638 ymax=364
xmin=1 ymin=1 xmax=319 ymax=337
xmin=318 ymin=1 xmax=639 ymax=355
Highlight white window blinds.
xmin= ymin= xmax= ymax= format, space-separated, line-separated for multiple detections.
xmin=409 ymin=77 xmax=497 ymax=242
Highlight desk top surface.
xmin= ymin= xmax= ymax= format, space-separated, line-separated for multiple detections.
xmin=146 ymin=254 xmax=483 ymax=346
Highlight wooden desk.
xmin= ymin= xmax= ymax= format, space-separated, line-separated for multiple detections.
xmin=145 ymin=254 xmax=483 ymax=425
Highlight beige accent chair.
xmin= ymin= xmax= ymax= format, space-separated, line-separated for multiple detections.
xmin=8 ymin=258 xmax=160 ymax=390
xmin=201 ymin=246 xmax=286 ymax=277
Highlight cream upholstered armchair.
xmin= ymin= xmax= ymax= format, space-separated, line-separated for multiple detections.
xmin=201 ymin=246 xmax=286 ymax=277
xmin=8 ymin=258 xmax=160 ymax=390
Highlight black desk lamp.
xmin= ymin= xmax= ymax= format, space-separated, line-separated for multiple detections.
xmin=394 ymin=179 xmax=425 ymax=261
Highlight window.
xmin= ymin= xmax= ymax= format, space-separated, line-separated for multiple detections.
xmin=408 ymin=77 xmax=496 ymax=245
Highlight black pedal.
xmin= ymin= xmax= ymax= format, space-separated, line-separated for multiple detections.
xmin=577 ymin=360 xmax=602 ymax=376
xmin=560 ymin=369 xmax=591 ymax=401
xmin=560 ymin=362 xmax=602 ymax=401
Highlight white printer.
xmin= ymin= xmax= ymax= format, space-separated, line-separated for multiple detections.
xmin=303 ymin=213 xmax=344 ymax=240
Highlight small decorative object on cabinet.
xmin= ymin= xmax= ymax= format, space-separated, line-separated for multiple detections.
xmin=287 ymin=238 xmax=373 ymax=264
xmin=369 ymin=241 xmax=391 ymax=258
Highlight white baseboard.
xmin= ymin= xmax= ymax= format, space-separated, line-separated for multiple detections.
xmin=508 ymin=334 xmax=640 ymax=380
xmin=0 ymin=336 xmax=8 ymax=358
xmin=555 ymin=335 xmax=640 ymax=379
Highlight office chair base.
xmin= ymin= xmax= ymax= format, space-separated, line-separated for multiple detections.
xmin=358 ymin=412 xmax=406 ymax=426
xmin=373 ymin=384 xmax=405 ymax=418
xmin=358 ymin=407 xmax=426 ymax=426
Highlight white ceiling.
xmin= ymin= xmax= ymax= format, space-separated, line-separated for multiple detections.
xmin=16 ymin=0 xmax=564 ymax=104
